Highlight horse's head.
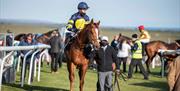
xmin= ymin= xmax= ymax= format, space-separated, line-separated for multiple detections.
xmin=14 ymin=33 xmax=26 ymax=41
xmin=42 ymin=29 xmax=59 ymax=38
xmin=36 ymin=29 xmax=59 ymax=44
xmin=82 ymin=19 xmax=100 ymax=49
xmin=118 ymin=34 xmax=132 ymax=46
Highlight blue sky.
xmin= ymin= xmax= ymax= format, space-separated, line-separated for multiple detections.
xmin=0 ymin=0 xmax=180 ymax=28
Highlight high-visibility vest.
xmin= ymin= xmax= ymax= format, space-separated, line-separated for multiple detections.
xmin=132 ymin=40 xmax=142 ymax=59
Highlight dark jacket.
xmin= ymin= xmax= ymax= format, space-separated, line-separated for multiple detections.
xmin=6 ymin=35 xmax=13 ymax=46
xmin=110 ymin=39 xmax=118 ymax=50
xmin=18 ymin=40 xmax=36 ymax=55
xmin=67 ymin=12 xmax=90 ymax=32
xmin=49 ymin=36 xmax=62 ymax=53
xmin=95 ymin=45 xmax=118 ymax=72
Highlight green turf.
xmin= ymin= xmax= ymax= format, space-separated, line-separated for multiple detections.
xmin=2 ymin=63 xmax=168 ymax=91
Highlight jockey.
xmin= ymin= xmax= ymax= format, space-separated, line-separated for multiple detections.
xmin=138 ymin=25 xmax=151 ymax=58
xmin=66 ymin=2 xmax=90 ymax=42
xmin=138 ymin=25 xmax=151 ymax=44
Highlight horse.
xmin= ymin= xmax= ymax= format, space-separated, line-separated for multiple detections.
xmin=118 ymin=33 xmax=132 ymax=43
xmin=36 ymin=29 xmax=59 ymax=44
xmin=65 ymin=19 xmax=100 ymax=91
xmin=14 ymin=33 xmax=26 ymax=41
xmin=145 ymin=40 xmax=179 ymax=73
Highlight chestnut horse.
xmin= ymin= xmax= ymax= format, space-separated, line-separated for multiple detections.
xmin=65 ymin=19 xmax=100 ymax=91
xmin=145 ymin=40 xmax=179 ymax=73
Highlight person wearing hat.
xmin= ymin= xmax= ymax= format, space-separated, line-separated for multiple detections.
xmin=94 ymin=36 xmax=118 ymax=91
xmin=6 ymin=30 xmax=13 ymax=46
xmin=138 ymin=25 xmax=151 ymax=44
xmin=65 ymin=2 xmax=90 ymax=43
xmin=127 ymin=34 xmax=148 ymax=80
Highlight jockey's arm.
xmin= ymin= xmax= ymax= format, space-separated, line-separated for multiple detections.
xmin=139 ymin=31 xmax=151 ymax=40
xmin=139 ymin=33 xmax=145 ymax=39
xmin=66 ymin=19 xmax=74 ymax=31
xmin=66 ymin=14 xmax=77 ymax=32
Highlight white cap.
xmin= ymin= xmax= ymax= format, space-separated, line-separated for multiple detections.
xmin=101 ymin=36 xmax=108 ymax=41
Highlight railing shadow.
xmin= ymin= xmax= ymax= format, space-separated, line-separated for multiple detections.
xmin=3 ymin=83 xmax=69 ymax=91
xmin=129 ymin=81 xmax=168 ymax=91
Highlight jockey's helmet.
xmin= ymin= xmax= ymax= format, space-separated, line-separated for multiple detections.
xmin=138 ymin=25 xmax=145 ymax=30
xmin=78 ymin=2 xmax=89 ymax=10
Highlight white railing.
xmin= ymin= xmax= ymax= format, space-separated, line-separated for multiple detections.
xmin=158 ymin=49 xmax=180 ymax=77
xmin=0 ymin=45 xmax=50 ymax=90
xmin=0 ymin=51 xmax=14 ymax=91
xmin=28 ymin=49 xmax=41 ymax=85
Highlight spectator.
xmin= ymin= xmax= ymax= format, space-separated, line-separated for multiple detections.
xmin=2 ymin=30 xmax=15 ymax=84
xmin=49 ymin=31 xmax=62 ymax=73
xmin=18 ymin=33 xmax=36 ymax=82
xmin=95 ymin=36 xmax=117 ymax=91
xmin=110 ymin=35 xmax=119 ymax=51
xmin=127 ymin=34 xmax=148 ymax=80
xmin=116 ymin=39 xmax=131 ymax=73
xmin=6 ymin=30 xmax=13 ymax=46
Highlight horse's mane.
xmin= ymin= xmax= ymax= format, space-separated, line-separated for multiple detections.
xmin=70 ymin=20 xmax=100 ymax=49
xmin=43 ymin=29 xmax=58 ymax=37
xmin=14 ymin=33 xmax=26 ymax=41
xmin=122 ymin=35 xmax=132 ymax=40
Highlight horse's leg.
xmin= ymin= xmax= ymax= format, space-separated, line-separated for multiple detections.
xmin=67 ymin=62 xmax=76 ymax=91
xmin=79 ymin=64 xmax=88 ymax=91
xmin=145 ymin=49 xmax=156 ymax=73
xmin=146 ymin=56 xmax=151 ymax=73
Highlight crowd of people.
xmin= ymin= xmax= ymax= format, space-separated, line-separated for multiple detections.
xmin=1 ymin=29 xmax=62 ymax=84
xmin=1 ymin=1 xmax=180 ymax=91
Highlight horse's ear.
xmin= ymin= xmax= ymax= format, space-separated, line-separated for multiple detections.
xmin=97 ymin=21 xmax=100 ymax=25
xmin=90 ymin=19 xmax=94 ymax=24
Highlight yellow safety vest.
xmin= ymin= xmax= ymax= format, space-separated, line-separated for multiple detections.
xmin=132 ymin=40 xmax=142 ymax=59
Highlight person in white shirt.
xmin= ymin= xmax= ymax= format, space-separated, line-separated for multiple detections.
xmin=116 ymin=39 xmax=131 ymax=72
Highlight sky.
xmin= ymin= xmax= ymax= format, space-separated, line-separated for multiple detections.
xmin=0 ymin=0 xmax=180 ymax=28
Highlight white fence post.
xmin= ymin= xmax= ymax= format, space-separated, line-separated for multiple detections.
xmin=152 ymin=58 xmax=155 ymax=69
xmin=38 ymin=49 xmax=46 ymax=82
xmin=17 ymin=55 xmax=22 ymax=72
xmin=21 ymin=50 xmax=34 ymax=87
xmin=28 ymin=49 xmax=41 ymax=85
xmin=0 ymin=45 xmax=51 ymax=88
xmin=0 ymin=51 xmax=14 ymax=91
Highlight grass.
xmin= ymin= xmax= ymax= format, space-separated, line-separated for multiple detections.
xmin=2 ymin=63 xmax=168 ymax=91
